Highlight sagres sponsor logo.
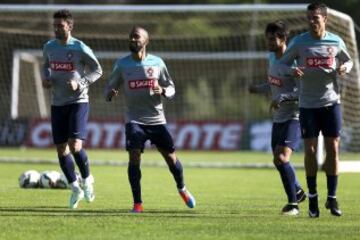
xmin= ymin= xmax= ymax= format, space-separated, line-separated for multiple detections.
xmin=128 ymin=79 xmax=155 ymax=89
xmin=50 ymin=61 xmax=74 ymax=71
xmin=268 ymin=75 xmax=283 ymax=86
xmin=306 ymin=57 xmax=333 ymax=68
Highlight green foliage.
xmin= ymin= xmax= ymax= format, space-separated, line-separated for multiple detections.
xmin=184 ymin=73 xmax=270 ymax=121
xmin=184 ymin=76 xmax=217 ymax=119
xmin=155 ymin=16 xmax=230 ymax=37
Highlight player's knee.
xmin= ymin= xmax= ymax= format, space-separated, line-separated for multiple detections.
xmin=56 ymin=143 xmax=69 ymax=157
xmin=324 ymin=140 xmax=340 ymax=158
xmin=68 ymin=139 xmax=83 ymax=153
xmin=159 ymin=149 xmax=177 ymax=165
xmin=304 ymin=145 xmax=317 ymax=156
xmin=164 ymin=151 xmax=176 ymax=160
xmin=304 ymin=138 xmax=317 ymax=155
xmin=273 ymin=147 xmax=290 ymax=165
xmin=305 ymin=150 xmax=316 ymax=159
xmin=273 ymin=154 xmax=289 ymax=165
xmin=129 ymin=150 xmax=141 ymax=165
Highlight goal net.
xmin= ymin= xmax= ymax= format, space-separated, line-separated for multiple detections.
xmin=1 ymin=4 xmax=360 ymax=151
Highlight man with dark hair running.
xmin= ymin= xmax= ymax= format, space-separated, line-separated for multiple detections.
xmin=280 ymin=2 xmax=353 ymax=217
xmin=249 ymin=20 xmax=306 ymax=216
xmin=42 ymin=9 xmax=102 ymax=209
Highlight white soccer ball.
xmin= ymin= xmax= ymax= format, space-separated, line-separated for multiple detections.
xmin=19 ymin=170 xmax=41 ymax=188
xmin=56 ymin=173 xmax=69 ymax=189
xmin=40 ymin=171 xmax=61 ymax=188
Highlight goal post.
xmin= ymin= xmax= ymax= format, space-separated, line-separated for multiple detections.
xmin=1 ymin=4 xmax=360 ymax=154
xmin=11 ymin=50 xmax=47 ymax=119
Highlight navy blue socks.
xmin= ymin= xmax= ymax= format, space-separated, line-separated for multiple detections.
xmin=168 ymin=159 xmax=185 ymax=190
xmin=128 ymin=163 xmax=142 ymax=204
xmin=59 ymin=154 xmax=76 ymax=183
xmin=73 ymin=148 xmax=90 ymax=179
xmin=326 ymin=175 xmax=338 ymax=197
xmin=306 ymin=176 xmax=317 ymax=195
xmin=276 ymin=162 xmax=297 ymax=203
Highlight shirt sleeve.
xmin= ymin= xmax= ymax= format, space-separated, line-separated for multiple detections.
xmin=42 ymin=44 xmax=51 ymax=80
xmin=252 ymin=82 xmax=271 ymax=94
xmin=78 ymin=44 xmax=103 ymax=91
xmin=337 ymin=38 xmax=353 ymax=73
xmin=159 ymin=60 xmax=175 ymax=99
xmin=276 ymin=78 xmax=299 ymax=104
xmin=104 ymin=61 xmax=123 ymax=100
xmin=278 ymin=39 xmax=299 ymax=75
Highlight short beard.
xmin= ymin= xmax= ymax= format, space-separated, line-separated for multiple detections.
xmin=129 ymin=45 xmax=142 ymax=53
xmin=55 ymin=32 xmax=68 ymax=41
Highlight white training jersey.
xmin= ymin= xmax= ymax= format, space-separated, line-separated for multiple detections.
xmin=106 ymin=54 xmax=175 ymax=125
xmin=279 ymin=31 xmax=353 ymax=108
xmin=42 ymin=36 xmax=102 ymax=106
xmin=268 ymin=52 xmax=299 ymax=122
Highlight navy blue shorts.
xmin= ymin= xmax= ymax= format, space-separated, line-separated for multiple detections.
xmin=299 ymin=104 xmax=342 ymax=138
xmin=271 ymin=119 xmax=301 ymax=152
xmin=125 ymin=122 xmax=175 ymax=153
xmin=51 ymin=103 xmax=89 ymax=144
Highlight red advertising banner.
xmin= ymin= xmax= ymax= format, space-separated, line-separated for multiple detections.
xmin=27 ymin=119 xmax=243 ymax=150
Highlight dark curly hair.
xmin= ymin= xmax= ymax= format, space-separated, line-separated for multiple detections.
xmin=53 ymin=9 xmax=74 ymax=27
xmin=265 ymin=20 xmax=289 ymax=41
xmin=307 ymin=2 xmax=328 ymax=16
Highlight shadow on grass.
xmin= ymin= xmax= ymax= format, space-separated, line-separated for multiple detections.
xmin=0 ymin=206 xmax=248 ymax=219
xmin=0 ymin=206 xmax=200 ymax=217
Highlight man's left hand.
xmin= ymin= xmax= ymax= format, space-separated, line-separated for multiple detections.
xmin=152 ymin=81 xmax=163 ymax=95
xmin=67 ymin=79 xmax=79 ymax=91
xmin=269 ymin=100 xmax=280 ymax=113
xmin=337 ymin=64 xmax=347 ymax=76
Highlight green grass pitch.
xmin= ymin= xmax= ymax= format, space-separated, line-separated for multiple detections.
xmin=0 ymin=148 xmax=359 ymax=240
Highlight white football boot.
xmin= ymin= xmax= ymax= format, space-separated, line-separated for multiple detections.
xmin=69 ymin=188 xmax=84 ymax=209
xmin=82 ymin=175 xmax=95 ymax=203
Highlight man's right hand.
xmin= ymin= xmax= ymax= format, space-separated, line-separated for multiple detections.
xmin=293 ymin=67 xmax=305 ymax=78
xmin=336 ymin=64 xmax=347 ymax=76
xmin=269 ymin=99 xmax=280 ymax=112
xmin=42 ymin=79 xmax=51 ymax=89
xmin=106 ymin=89 xmax=118 ymax=101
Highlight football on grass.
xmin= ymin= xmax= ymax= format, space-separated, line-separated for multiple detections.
xmin=19 ymin=170 xmax=41 ymax=188
xmin=39 ymin=171 xmax=61 ymax=188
